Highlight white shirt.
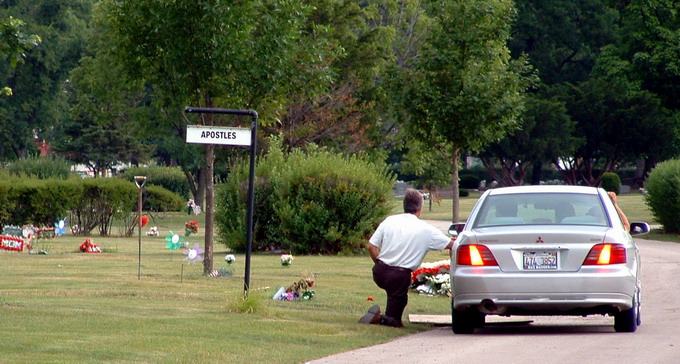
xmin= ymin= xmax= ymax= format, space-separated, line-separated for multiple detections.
xmin=369 ymin=213 xmax=451 ymax=271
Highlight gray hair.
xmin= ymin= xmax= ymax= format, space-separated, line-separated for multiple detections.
xmin=403 ymin=188 xmax=424 ymax=214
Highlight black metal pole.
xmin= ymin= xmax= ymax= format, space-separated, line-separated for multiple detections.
xmin=138 ymin=187 xmax=142 ymax=280
xmin=244 ymin=112 xmax=258 ymax=293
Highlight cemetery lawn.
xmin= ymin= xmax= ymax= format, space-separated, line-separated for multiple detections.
xmin=0 ymin=212 xmax=451 ymax=363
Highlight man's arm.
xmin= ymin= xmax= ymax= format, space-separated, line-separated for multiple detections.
xmin=368 ymin=243 xmax=380 ymax=264
xmin=608 ymin=192 xmax=630 ymax=232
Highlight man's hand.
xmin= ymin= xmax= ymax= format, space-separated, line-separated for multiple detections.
xmin=445 ymin=237 xmax=456 ymax=250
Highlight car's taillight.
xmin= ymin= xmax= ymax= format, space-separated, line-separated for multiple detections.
xmin=457 ymin=244 xmax=498 ymax=266
xmin=583 ymin=243 xmax=627 ymax=265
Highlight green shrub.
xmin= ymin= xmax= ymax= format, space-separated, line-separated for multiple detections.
xmin=459 ymin=167 xmax=491 ymax=188
xmin=120 ymin=166 xmax=190 ymax=199
xmin=216 ymin=151 xmax=282 ymax=252
xmin=601 ymin=172 xmax=621 ymax=194
xmin=5 ymin=156 xmax=73 ymax=179
xmin=144 ymin=185 xmax=185 ymax=212
xmin=644 ymin=160 xmax=680 ymax=233
xmin=459 ymin=188 xmax=469 ymax=197
xmin=216 ymin=138 xmax=395 ymax=255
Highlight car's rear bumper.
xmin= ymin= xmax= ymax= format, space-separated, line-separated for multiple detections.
xmin=452 ymin=266 xmax=637 ymax=315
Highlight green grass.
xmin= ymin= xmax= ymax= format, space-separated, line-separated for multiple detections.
xmin=1 ymin=212 xmax=452 ymax=363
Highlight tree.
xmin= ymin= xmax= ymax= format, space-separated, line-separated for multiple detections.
xmin=406 ymin=0 xmax=533 ymax=222
xmin=478 ymin=94 xmax=581 ymax=186
xmin=55 ymin=51 xmax=154 ymax=176
xmin=0 ymin=0 xmax=92 ymax=161
xmin=100 ymin=0 xmax=333 ymax=274
xmin=556 ymin=74 xmax=672 ymax=186
xmin=272 ymin=0 xmax=399 ymax=155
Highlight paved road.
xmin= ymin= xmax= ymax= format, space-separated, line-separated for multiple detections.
xmin=311 ymin=223 xmax=680 ymax=364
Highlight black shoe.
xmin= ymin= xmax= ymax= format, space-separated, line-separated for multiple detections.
xmin=359 ymin=305 xmax=381 ymax=324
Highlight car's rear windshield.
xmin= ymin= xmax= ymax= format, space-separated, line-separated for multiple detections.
xmin=473 ymin=192 xmax=608 ymax=228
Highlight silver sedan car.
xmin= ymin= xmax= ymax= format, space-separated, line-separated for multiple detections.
xmin=449 ymin=185 xmax=650 ymax=334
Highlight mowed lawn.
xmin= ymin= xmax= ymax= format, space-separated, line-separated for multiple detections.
xmin=0 ymin=191 xmax=665 ymax=363
xmin=1 ymin=212 xmax=451 ymax=363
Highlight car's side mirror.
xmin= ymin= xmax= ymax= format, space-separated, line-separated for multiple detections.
xmin=448 ymin=223 xmax=465 ymax=237
xmin=629 ymin=222 xmax=650 ymax=236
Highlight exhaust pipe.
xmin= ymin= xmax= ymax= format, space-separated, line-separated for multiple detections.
xmin=479 ymin=299 xmax=498 ymax=314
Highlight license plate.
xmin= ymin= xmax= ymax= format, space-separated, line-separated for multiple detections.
xmin=523 ymin=251 xmax=557 ymax=270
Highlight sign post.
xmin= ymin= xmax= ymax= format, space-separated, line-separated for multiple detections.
xmin=184 ymin=107 xmax=258 ymax=294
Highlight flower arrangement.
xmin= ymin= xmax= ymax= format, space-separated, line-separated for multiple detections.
xmin=280 ymin=254 xmax=294 ymax=266
xmin=146 ymin=226 xmax=159 ymax=236
xmin=79 ymin=239 xmax=101 ymax=253
xmin=273 ymin=271 xmax=315 ymax=301
xmin=411 ymin=260 xmax=451 ymax=297
xmin=186 ymin=199 xmax=202 ymax=215
xmin=185 ymin=220 xmax=199 ymax=236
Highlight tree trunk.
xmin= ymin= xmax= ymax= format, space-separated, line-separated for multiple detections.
xmin=203 ymin=144 xmax=215 ymax=275
xmin=531 ymin=161 xmax=542 ymax=185
xmin=451 ymin=147 xmax=460 ymax=223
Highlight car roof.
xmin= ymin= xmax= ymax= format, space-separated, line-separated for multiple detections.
xmin=486 ymin=185 xmax=601 ymax=195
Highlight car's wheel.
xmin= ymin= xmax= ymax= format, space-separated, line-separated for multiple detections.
xmin=614 ymin=294 xmax=639 ymax=333
xmin=451 ymin=308 xmax=483 ymax=334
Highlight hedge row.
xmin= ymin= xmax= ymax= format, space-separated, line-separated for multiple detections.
xmin=0 ymin=177 xmax=184 ymax=236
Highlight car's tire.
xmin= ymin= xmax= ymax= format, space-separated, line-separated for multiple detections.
xmin=451 ymin=308 xmax=482 ymax=334
xmin=636 ymin=289 xmax=642 ymax=326
xmin=614 ymin=294 xmax=638 ymax=333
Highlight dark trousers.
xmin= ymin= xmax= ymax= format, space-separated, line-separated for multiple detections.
xmin=372 ymin=260 xmax=412 ymax=327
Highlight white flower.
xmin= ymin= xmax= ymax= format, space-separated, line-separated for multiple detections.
xmin=416 ymin=284 xmax=435 ymax=296
xmin=418 ymin=260 xmax=450 ymax=269
xmin=225 ymin=254 xmax=236 ymax=264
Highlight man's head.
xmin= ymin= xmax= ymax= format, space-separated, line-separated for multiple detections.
xmin=403 ymin=188 xmax=424 ymax=215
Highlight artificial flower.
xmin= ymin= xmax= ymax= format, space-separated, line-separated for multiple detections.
xmin=165 ymin=231 xmax=185 ymax=251
xmin=185 ymin=220 xmax=199 ymax=236
xmin=411 ymin=261 xmax=451 ymax=297
xmin=183 ymin=243 xmax=204 ymax=263
xmin=54 ymin=218 xmax=67 ymax=236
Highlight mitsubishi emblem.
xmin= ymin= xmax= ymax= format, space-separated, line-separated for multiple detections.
xmin=536 ymin=236 xmax=544 ymax=243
